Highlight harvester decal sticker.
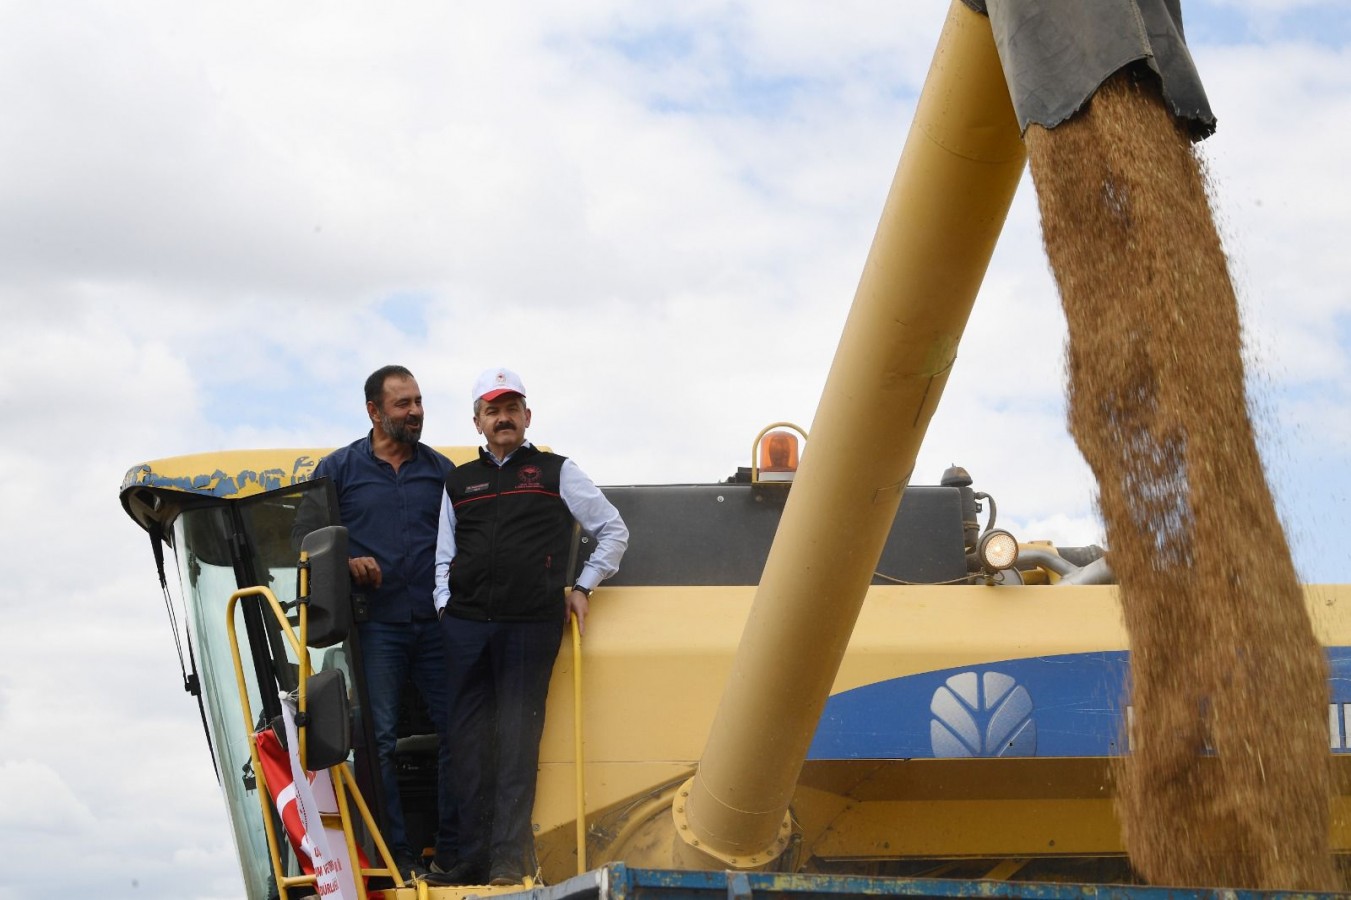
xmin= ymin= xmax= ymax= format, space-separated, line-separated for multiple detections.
xmin=809 ymin=652 xmax=1129 ymax=760
xmin=120 ymin=454 xmax=322 ymax=497
xmin=930 ymin=671 xmax=1036 ymax=758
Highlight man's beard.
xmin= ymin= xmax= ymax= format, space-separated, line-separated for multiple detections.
xmin=379 ymin=410 xmax=421 ymax=446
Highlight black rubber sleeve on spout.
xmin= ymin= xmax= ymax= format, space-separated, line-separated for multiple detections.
xmin=959 ymin=0 xmax=1216 ymax=140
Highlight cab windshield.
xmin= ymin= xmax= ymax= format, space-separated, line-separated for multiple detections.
xmin=171 ymin=478 xmax=353 ymax=900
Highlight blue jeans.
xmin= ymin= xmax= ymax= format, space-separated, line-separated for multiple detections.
xmin=358 ymin=620 xmax=457 ymax=859
xmin=439 ymin=616 xmax=564 ymax=875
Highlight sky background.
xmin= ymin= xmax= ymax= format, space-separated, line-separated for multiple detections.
xmin=1 ymin=1 xmax=1348 ymax=898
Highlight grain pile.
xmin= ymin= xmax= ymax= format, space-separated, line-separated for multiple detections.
xmin=1024 ymin=71 xmax=1335 ymax=890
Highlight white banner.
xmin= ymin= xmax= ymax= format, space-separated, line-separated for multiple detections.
xmin=278 ymin=692 xmax=358 ymax=899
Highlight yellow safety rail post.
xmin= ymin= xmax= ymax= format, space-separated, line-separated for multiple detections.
xmin=225 ymin=583 xmax=401 ymax=898
xmin=296 ymin=553 xmax=310 ymax=769
xmin=296 ymin=551 xmax=402 ymax=889
xmin=332 ymin=761 xmax=401 ymax=887
xmin=227 ymin=602 xmax=292 ymax=897
xmin=571 ymin=613 xmax=587 ymax=876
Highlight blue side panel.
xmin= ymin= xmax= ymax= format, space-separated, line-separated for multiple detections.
xmin=808 ymin=652 xmax=1130 ymax=759
xmin=809 ymin=648 xmax=1351 ymax=760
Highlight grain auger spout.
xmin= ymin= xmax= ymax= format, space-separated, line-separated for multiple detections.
xmin=665 ymin=0 xmax=1218 ymax=875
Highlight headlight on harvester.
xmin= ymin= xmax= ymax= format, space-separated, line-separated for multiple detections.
xmin=977 ymin=528 xmax=1019 ymax=573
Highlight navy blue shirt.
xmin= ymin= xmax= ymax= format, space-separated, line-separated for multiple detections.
xmin=314 ymin=433 xmax=454 ymax=623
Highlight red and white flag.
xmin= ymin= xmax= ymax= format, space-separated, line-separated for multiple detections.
xmin=255 ymin=693 xmax=366 ymax=898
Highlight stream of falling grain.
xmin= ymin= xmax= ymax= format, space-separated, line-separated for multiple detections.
xmin=1024 ymin=70 xmax=1335 ymax=890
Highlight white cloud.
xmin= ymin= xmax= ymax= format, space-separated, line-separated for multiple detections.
xmin=0 ymin=760 xmax=98 ymax=832
xmin=1193 ymin=40 xmax=1351 ymax=382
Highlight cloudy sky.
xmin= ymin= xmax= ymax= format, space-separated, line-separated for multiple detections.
xmin=1 ymin=1 xmax=1348 ymax=898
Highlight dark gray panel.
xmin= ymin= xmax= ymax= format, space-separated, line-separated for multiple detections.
xmin=580 ymin=484 xmax=968 ymax=587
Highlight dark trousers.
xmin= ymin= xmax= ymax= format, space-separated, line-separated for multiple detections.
xmin=439 ymin=615 xmax=563 ymax=874
xmin=358 ymin=620 xmax=457 ymax=859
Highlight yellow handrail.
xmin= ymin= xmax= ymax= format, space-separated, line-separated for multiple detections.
xmin=225 ymin=584 xmax=401 ymax=898
xmin=571 ymin=613 xmax=587 ymax=876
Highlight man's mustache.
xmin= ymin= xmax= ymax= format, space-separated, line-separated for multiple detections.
xmin=494 ymin=422 xmax=517 ymax=431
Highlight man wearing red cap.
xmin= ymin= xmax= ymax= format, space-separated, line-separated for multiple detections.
xmin=429 ymin=367 xmax=627 ymax=886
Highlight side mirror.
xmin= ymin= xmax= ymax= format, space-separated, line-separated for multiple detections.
xmin=269 ymin=668 xmax=352 ymax=770
xmin=303 ymin=668 xmax=352 ymax=769
xmin=301 ymin=526 xmax=351 ymax=648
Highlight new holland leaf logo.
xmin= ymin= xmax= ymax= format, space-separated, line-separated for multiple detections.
xmin=930 ymin=671 xmax=1037 ymax=758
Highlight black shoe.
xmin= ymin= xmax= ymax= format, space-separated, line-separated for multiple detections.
xmin=427 ymin=858 xmax=487 ymax=886
xmin=393 ymin=853 xmax=429 ymax=880
xmin=488 ymin=867 xmax=525 ymax=887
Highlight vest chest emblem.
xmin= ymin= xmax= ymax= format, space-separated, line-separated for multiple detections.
xmin=515 ymin=465 xmax=543 ymax=490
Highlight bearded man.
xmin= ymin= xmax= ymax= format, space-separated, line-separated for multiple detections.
xmin=308 ymin=364 xmax=456 ymax=877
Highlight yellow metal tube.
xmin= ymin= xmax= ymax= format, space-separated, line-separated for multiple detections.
xmin=298 ymin=551 xmax=310 ymax=770
xmin=572 ymin=616 xmax=587 ymax=876
xmin=676 ymin=0 xmax=1026 ymax=867
xmin=226 ymin=586 xmax=399 ymax=894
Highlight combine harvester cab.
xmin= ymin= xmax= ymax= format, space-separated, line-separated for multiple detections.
xmin=121 ymin=450 xmax=399 ymax=899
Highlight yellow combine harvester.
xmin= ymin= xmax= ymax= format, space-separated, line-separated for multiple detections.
xmin=117 ymin=443 xmax=1351 ymax=899
xmin=119 ymin=2 xmax=1351 ymax=898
